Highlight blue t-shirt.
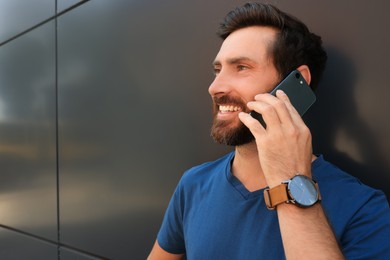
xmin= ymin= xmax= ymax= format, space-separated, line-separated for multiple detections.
xmin=157 ymin=152 xmax=390 ymax=259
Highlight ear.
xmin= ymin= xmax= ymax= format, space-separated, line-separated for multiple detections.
xmin=296 ymin=65 xmax=311 ymax=85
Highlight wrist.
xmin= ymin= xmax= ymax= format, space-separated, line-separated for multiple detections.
xmin=264 ymin=174 xmax=320 ymax=210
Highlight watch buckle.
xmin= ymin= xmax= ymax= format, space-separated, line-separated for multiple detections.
xmin=263 ymin=188 xmax=276 ymax=210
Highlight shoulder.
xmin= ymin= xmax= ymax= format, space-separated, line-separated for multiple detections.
xmin=178 ymin=151 xmax=234 ymax=189
xmin=313 ymin=155 xmax=390 ymax=241
xmin=313 ymin=155 xmax=385 ymax=200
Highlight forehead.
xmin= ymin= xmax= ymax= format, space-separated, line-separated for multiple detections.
xmin=214 ymin=26 xmax=278 ymax=64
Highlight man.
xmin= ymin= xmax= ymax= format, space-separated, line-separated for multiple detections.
xmin=148 ymin=3 xmax=390 ymax=259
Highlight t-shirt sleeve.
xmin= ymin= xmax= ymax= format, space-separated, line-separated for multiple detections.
xmin=157 ymin=182 xmax=186 ymax=254
xmin=341 ymin=189 xmax=390 ymax=259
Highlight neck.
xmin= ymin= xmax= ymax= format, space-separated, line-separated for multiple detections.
xmin=231 ymin=141 xmax=268 ymax=192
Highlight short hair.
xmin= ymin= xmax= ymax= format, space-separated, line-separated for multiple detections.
xmin=217 ymin=3 xmax=327 ymax=90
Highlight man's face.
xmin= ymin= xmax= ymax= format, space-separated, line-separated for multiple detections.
xmin=209 ymin=26 xmax=281 ymax=146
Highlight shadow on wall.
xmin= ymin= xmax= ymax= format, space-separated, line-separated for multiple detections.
xmin=305 ymin=47 xmax=390 ymax=199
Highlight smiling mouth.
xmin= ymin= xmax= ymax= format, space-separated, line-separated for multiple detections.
xmin=219 ymin=105 xmax=242 ymax=113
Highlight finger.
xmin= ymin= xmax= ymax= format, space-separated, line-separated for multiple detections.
xmin=238 ymin=111 xmax=266 ymax=136
xmin=275 ymin=90 xmax=304 ymax=125
xmin=253 ymin=93 xmax=294 ymax=127
xmin=247 ymin=100 xmax=281 ymax=128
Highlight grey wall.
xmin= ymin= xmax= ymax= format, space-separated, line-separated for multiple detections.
xmin=0 ymin=0 xmax=389 ymax=259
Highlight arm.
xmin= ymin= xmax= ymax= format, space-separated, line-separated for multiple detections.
xmin=277 ymin=203 xmax=343 ymax=259
xmin=148 ymin=181 xmax=186 ymax=259
xmin=239 ymin=89 xmax=344 ymax=259
xmin=147 ymin=240 xmax=184 ymax=260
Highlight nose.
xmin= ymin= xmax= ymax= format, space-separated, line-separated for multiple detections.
xmin=208 ymin=73 xmax=230 ymax=97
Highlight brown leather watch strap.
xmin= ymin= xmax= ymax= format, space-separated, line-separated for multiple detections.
xmin=264 ymin=184 xmax=289 ymax=210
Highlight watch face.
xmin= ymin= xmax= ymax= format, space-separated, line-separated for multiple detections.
xmin=288 ymin=175 xmax=318 ymax=207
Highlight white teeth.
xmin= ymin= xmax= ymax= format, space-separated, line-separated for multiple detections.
xmin=219 ymin=105 xmax=241 ymax=112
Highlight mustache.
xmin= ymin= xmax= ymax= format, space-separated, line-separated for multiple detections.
xmin=212 ymin=95 xmax=247 ymax=107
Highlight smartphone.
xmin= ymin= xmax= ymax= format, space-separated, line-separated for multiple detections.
xmin=250 ymin=70 xmax=316 ymax=127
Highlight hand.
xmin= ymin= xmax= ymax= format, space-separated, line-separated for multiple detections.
xmin=238 ymin=90 xmax=313 ymax=188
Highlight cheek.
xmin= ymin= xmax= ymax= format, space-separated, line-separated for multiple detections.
xmin=242 ymin=83 xmax=271 ymax=101
xmin=247 ymin=75 xmax=280 ymax=98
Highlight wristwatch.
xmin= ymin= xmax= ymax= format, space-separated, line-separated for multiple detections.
xmin=264 ymin=175 xmax=321 ymax=210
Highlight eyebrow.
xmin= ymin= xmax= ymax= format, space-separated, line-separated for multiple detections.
xmin=212 ymin=56 xmax=257 ymax=66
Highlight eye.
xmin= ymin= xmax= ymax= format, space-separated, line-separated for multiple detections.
xmin=213 ymin=67 xmax=221 ymax=76
xmin=237 ymin=65 xmax=249 ymax=71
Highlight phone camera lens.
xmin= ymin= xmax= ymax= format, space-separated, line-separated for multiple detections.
xmin=295 ymin=73 xmax=300 ymax=79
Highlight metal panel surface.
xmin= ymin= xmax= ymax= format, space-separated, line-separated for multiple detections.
xmin=0 ymin=21 xmax=57 ymax=240
xmin=57 ymin=0 xmax=234 ymax=258
xmin=0 ymin=0 xmax=54 ymax=44
xmin=57 ymin=0 xmax=85 ymax=12
xmin=59 ymin=247 xmax=103 ymax=260
xmin=0 ymin=227 xmax=58 ymax=260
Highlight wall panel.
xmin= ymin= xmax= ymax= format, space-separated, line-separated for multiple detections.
xmin=57 ymin=0 xmax=233 ymax=258
xmin=59 ymin=247 xmax=103 ymax=260
xmin=57 ymin=0 xmax=84 ymax=12
xmin=0 ymin=22 xmax=57 ymax=240
xmin=0 ymin=227 xmax=57 ymax=259
xmin=0 ymin=0 xmax=54 ymax=44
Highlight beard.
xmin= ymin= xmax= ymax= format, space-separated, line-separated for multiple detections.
xmin=210 ymin=95 xmax=254 ymax=146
